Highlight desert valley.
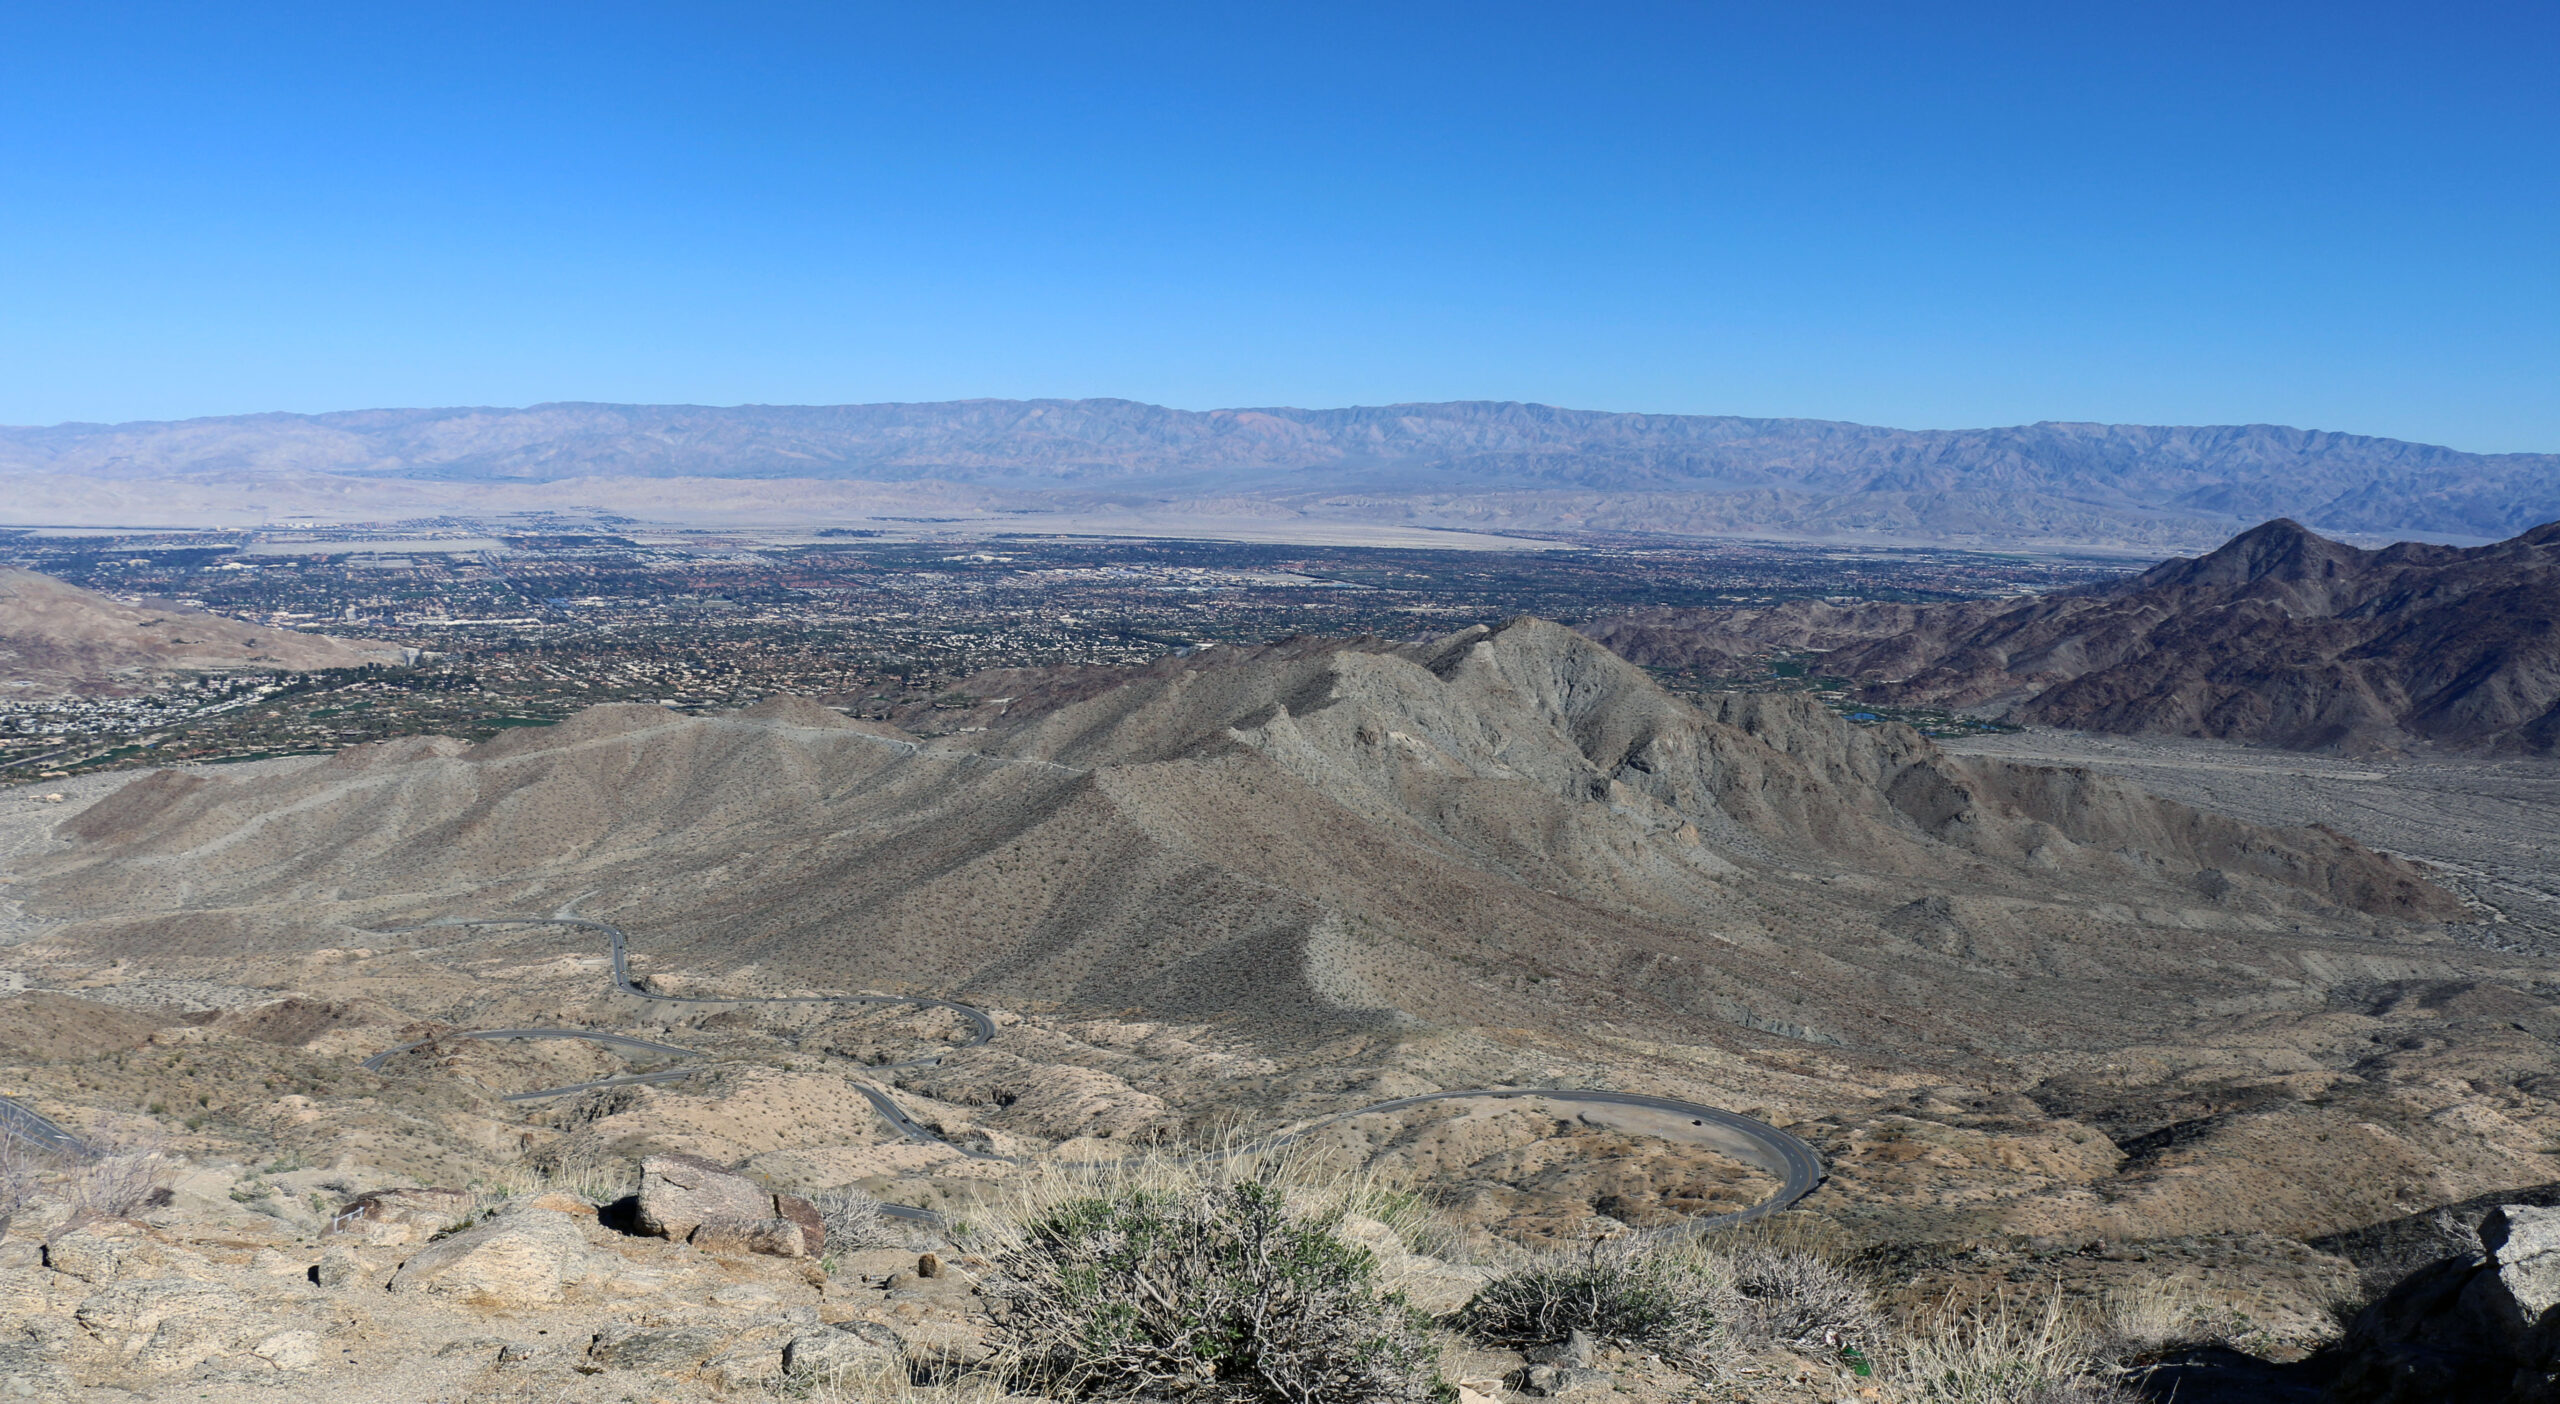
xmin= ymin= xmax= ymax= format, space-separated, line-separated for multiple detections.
xmin=0 ymin=471 xmax=2556 ymax=1401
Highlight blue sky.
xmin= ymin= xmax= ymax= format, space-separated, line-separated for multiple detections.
xmin=0 ymin=2 xmax=2552 ymax=449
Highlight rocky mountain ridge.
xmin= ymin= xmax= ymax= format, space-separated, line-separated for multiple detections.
xmin=25 ymin=620 xmax=2455 ymax=1053
xmin=1586 ymin=518 xmax=2560 ymax=755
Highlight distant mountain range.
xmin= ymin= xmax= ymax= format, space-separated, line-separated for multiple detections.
xmin=1586 ymin=518 xmax=2560 ymax=755
xmin=2 ymin=400 xmax=2554 ymax=550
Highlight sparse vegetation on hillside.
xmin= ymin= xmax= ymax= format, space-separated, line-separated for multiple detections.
xmin=977 ymin=1153 xmax=1445 ymax=1404
xmin=1886 ymin=1291 xmax=2140 ymax=1404
xmin=1459 ymin=1238 xmax=1733 ymax=1367
xmin=812 ymin=1184 xmax=897 ymax=1253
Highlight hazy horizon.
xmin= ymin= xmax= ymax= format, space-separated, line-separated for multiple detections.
xmin=7 ymin=395 xmax=2554 ymax=458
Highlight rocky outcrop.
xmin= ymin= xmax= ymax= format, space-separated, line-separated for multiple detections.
xmin=633 ymin=1154 xmax=828 ymax=1258
xmin=44 ymin=1217 xmax=152 ymax=1283
xmin=1589 ymin=517 xmax=2560 ymax=755
xmin=2331 ymin=1204 xmax=2560 ymax=1402
xmin=634 ymin=1154 xmax=773 ymax=1241
xmin=585 ymin=1322 xmax=730 ymax=1374
xmin=690 ymin=1217 xmax=808 ymax=1259
xmin=387 ymin=1204 xmax=592 ymax=1308
xmin=328 ymin=1186 xmax=476 ymax=1238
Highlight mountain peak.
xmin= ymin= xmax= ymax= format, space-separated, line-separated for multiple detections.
xmin=2144 ymin=517 xmax=2372 ymax=591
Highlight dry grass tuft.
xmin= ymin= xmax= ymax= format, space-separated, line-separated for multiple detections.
xmin=1727 ymin=1245 xmax=1884 ymax=1357
xmin=784 ymin=1354 xmax=1016 ymax=1403
xmin=2101 ymin=1276 xmax=2240 ymax=1353
xmin=811 ymin=1185 xmax=898 ymax=1253
xmin=1884 ymin=1289 xmax=2139 ymax=1404
xmin=1458 ymin=1232 xmax=1886 ymax=1378
xmin=471 ymin=1147 xmax=636 ymax=1210
xmin=1459 ymin=1238 xmax=1735 ymax=1368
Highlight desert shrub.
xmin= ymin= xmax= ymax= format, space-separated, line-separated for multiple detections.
xmin=812 ymin=1186 xmax=895 ymax=1252
xmin=472 ymin=1148 xmax=636 ymax=1213
xmin=71 ymin=1129 xmax=169 ymax=1219
xmin=2097 ymin=1277 xmax=2256 ymax=1357
xmin=1458 ymin=1239 xmax=1730 ymax=1368
xmin=985 ymin=1173 xmax=1444 ymax=1404
xmin=1887 ymin=1290 xmax=2136 ymax=1404
xmin=1727 ymin=1245 xmax=1884 ymax=1357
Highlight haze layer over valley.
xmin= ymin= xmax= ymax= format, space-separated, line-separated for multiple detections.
xmin=6 ymin=399 xmax=2555 ymax=551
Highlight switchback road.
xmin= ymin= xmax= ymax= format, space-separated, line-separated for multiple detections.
xmin=362 ymin=909 xmax=1823 ymax=1234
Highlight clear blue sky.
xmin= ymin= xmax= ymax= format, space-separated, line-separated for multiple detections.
xmin=1 ymin=2 xmax=2552 ymax=450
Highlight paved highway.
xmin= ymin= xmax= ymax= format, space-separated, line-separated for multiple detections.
xmin=363 ymin=909 xmax=1823 ymax=1232
xmin=0 ymin=1093 xmax=91 ymax=1158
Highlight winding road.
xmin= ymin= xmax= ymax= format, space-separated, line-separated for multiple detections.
xmin=360 ymin=909 xmax=1824 ymax=1235
xmin=0 ymin=1093 xmax=90 ymax=1158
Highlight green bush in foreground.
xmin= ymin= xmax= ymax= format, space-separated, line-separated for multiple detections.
xmin=986 ymin=1176 xmax=1445 ymax=1404
xmin=1457 ymin=1239 xmax=1730 ymax=1368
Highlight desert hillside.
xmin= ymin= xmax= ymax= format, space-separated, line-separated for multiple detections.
xmin=22 ymin=619 xmax=2454 ymax=1052
xmin=8 ymin=620 xmax=2560 ymax=1400
xmin=0 ymin=565 xmax=402 ymax=698
xmin=1587 ymin=517 xmax=2560 ymax=755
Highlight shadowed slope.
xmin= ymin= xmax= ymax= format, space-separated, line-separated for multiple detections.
xmin=1588 ymin=519 xmax=2560 ymax=755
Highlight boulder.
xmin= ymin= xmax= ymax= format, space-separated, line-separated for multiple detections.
xmin=248 ymin=1329 xmax=324 ymax=1371
xmin=690 ymin=1217 xmax=807 ymax=1259
xmin=310 ymin=1246 xmax=362 ymax=1287
xmin=776 ymin=1192 xmax=826 ymax=1256
xmin=329 ymin=1186 xmax=475 ymax=1236
xmin=2334 ymin=1203 xmax=2560 ymax=1403
xmin=586 ymin=1322 xmax=730 ymax=1374
xmin=1525 ymin=1329 xmax=1596 ymax=1367
xmin=635 ymin=1154 xmax=772 ymax=1241
xmin=516 ymin=1191 xmax=600 ymax=1219
xmin=44 ymin=1218 xmax=149 ymax=1283
xmin=782 ymin=1322 xmax=905 ymax=1380
xmin=388 ymin=1206 xmax=591 ymax=1308
xmin=72 ymin=1278 xmax=234 ymax=1371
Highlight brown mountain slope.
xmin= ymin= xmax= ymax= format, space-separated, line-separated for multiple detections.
xmin=22 ymin=620 xmax=2454 ymax=1069
xmin=1586 ymin=518 xmax=2560 ymax=755
xmin=37 ymin=618 xmax=2560 ymax=1272
xmin=0 ymin=565 xmax=402 ymax=697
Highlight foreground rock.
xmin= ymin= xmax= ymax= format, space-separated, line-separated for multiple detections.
xmin=2332 ymin=1203 xmax=2560 ymax=1402
xmin=387 ymin=1203 xmax=593 ymax=1307
xmin=634 ymin=1152 xmax=827 ymax=1256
